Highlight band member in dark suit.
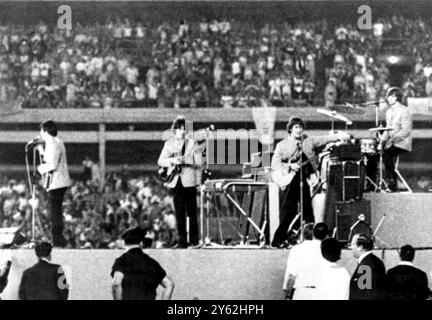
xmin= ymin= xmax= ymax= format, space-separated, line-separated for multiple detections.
xmin=366 ymin=87 xmax=412 ymax=191
xmin=18 ymin=242 xmax=69 ymax=300
xmin=37 ymin=120 xmax=72 ymax=247
xmin=158 ymin=116 xmax=203 ymax=248
xmin=386 ymin=244 xmax=430 ymax=300
xmin=349 ymin=233 xmax=386 ymax=300
xmin=271 ymin=116 xmax=349 ymax=247
xmin=111 ymin=227 xmax=174 ymax=300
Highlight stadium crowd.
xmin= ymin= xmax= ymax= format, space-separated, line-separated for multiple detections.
xmin=1 ymin=15 xmax=432 ymax=109
xmin=0 ymin=168 xmax=178 ymax=249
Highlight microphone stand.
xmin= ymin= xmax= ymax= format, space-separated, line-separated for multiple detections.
xmin=298 ymin=135 xmax=304 ymax=243
xmin=25 ymin=144 xmax=38 ymax=244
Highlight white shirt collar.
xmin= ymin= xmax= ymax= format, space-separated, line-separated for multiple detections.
xmin=398 ymin=261 xmax=414 ymax=267
xmin=126 ymin=245 xmax=141 ymax=251
xmin=358 ymin=251 xmax=372 ymax=264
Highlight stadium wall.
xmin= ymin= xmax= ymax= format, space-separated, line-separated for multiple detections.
xmin=1 ymin=248 xmax=432 ymax=300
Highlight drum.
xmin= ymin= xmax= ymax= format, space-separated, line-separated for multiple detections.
xmin=360 ymin=138 xmax=377 ymax=155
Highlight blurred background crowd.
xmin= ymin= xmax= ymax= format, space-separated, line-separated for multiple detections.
xmin=1 ymin=14 xmax=432 ymax=110
xmin=0 ymin=162 xmax=179 ymax=249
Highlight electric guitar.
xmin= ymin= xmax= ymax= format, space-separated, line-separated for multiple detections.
xmin=158 ymin=140 xmax=207 ymax=183
xmin=271 ymin=156 xmax=316 ymax=190
xmin=42 ymin=171 xmax=53 ymax=190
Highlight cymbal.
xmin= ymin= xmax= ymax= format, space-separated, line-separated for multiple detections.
xmin=368 ymin=126 xmax=394 ymax=132
xmin=317 ymin=108 xmax=352 ymax=125
xmin=329 ymin=103 xmax=366 ymax=115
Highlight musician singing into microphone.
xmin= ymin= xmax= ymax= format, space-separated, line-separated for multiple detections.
xmin=158 ymin=116 xmax=204 ymax=248
xmin=271 ymin=116 xmax=350 ymax=248
xmin=36 ymin=120 xmax=72 ymax=248
xmin=366 ymin=87 xmax=412 ymax=192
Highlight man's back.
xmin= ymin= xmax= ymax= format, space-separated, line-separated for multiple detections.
xmin=111 ymin=248 xmax=166 ymax=300
xmin=349 ymin=253 xmax=386 ymax=300
xmin=387 ymin=264 xmax=430 ymax=300
xmin=19 ymin=260 xmax=68 ymax=300
xmin=284 ymin=240 xmax=324 ymax=299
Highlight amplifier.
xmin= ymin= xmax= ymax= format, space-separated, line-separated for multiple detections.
xmin=328 ymin=161 xmax=365 ymax=201
xmin=330 ymin=142 xmax=361 ymax=161
xmin=334 ymin=200 xmax=372 ymax=243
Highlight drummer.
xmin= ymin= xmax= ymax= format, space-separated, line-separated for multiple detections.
xmin=365 ymin=87 xmax=412 ymax=192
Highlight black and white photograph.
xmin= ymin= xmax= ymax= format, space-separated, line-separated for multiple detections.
xmin=0 ymin=0 xmax=431 ymax=308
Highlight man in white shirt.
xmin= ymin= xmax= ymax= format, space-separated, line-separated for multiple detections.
xmin=37 ymin=121 xmax=72 ymax=247
xmin=317 ymin=238 xmax=350 ymax=300
xmin=283 ymin=223 xmax=329 ymax=300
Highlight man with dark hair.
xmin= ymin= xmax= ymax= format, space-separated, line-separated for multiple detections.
xmin=111 ymin=227 xmax=175 ymax=300
xmin=283 ymin=223 xmax=329 ymax=300
xmin=317 ymin=237 xmax=350 ymax=300
xmin=271 ymin=116 xmax=349 ymax=247
xmin=313 ymin=222 xmax=329 ymax=240
xmin=37 ymin=120 xmax=71 ymax=247
xmin=366 ymin=87 xmax=412 ymax=191
xmin=18 ymin=241 xmax=69 ymax=300
xmin=386 ymin=244 xmax=430 ymax=300
xmin=349 ymin=233 xmax=386 ymax=300
xmin=158 ymin=116 xmax=203 ymax=248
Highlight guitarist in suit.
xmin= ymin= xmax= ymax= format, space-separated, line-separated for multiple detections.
xmin=37 ymin=120 xmax=72 ymax=248
xmin=158 ymin=116 xmax=204 ymax=248
xmin=349 ymin=233 xmax=386 ymax=300
xmin=271 ymin=116 xmax=349 ymax=248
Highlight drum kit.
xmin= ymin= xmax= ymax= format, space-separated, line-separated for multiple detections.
xmin=317 ymin=101 xmax=394 ymax=193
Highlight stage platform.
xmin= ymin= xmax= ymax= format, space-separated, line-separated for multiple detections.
xmin=364 ymin=192 xmax=432 ymax=248
xmin=1 ymin=248 xmax=432 ymax=300
xmin=1 ymin=193 xmax=431 ymax=300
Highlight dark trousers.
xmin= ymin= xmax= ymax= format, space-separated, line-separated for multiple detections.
xmin=366 ymin=146 xmax=406 ymax=190
xmin=173 ymin=179 xmax=198 ymax=246
xmin=48 ymin=187 xmax=67 ymax=246
xmin=271 ymin=173 xmax=314 ymax=246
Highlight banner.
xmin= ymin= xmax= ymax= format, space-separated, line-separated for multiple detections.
xmin=407 ymin=97 xmax=432 ymax=116
xmin=251 ymin=107 xmax=276 ymax=145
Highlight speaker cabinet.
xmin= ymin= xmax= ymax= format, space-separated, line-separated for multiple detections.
xmin=329 ymin=161 xmax=365 ymax=201
xmin=335 ymin=200 xmax=371 ymax=243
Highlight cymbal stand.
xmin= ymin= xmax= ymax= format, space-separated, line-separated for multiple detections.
xmin=375 ymin=133 xmax=389 ymax=192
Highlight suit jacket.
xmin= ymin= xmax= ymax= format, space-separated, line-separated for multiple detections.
xmin=349 ymin=252 xmax=386 ymax=300
xmin=158 ymin=136 xmax=203 ymax=189
xmin=19 ymin=260 xmax=69 ymax=300
xmin=38 ymin=136 xmax=72 ymax=191
xmin=383 ymin=102 xmax=412 ymax=152
xmin=386 ymin=264 xmax=430 ymax=300
xmin=271 ymin=133 xmax=339 ymax=174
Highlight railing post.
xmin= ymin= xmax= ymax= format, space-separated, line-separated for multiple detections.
xmin=99 ymin=123 xmax=106 ymax=192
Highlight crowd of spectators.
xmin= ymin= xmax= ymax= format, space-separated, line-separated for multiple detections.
xmin=1 ymin=15 xmax=432 ymax=109
xmin=0 ymin=169 xmax=178 ymax=249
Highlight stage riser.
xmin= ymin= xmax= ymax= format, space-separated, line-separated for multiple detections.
xmin=1 ymin=249 xmax=432 ymax=300
xmin=364 ymin=193 xmax=432 ymax=248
